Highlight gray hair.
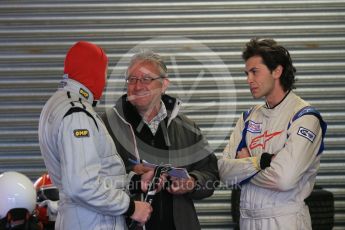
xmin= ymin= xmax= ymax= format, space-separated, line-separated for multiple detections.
xmin=126 ymin=50 xmax=168 ymax=77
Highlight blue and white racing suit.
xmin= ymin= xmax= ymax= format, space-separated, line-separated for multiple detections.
xmin=218 ymin=91 xmax=327 ymax=230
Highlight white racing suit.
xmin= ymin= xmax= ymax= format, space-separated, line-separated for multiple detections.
xmin=39 ymin=79 xmax=133 ymax=230
xmin=218 ymin=91 xmax=327 ymax=230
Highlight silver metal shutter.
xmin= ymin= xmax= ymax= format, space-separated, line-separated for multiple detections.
xmin=1 ymin=1 xmax=344 ymax=229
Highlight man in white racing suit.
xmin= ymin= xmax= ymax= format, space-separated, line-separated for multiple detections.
xmin=218 ymin=38 xmax=327 ymax=230
xmin=39 ymin=41 xmax=153 ymax=230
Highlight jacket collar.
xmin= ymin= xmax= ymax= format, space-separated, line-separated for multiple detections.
xmin=114 ymin=94 xmax=182 ymax=124
xmin=59 ymin=77 xmax=94 ymax=104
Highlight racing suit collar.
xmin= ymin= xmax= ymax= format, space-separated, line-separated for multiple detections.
xmin=59 ymin=78 xmax=95 ymax=105
xmin=262 ymin=91 xmax=298 ymax=117
xmin=265 ymin=90 xmax=291 ymax=110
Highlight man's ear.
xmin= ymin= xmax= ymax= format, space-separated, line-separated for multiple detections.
xmin=161 ymin=77 xmax=170 ymax=94
xmin=273 ymin=65 xmax=283 ymax=79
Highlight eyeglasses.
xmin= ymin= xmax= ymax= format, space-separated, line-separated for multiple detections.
xmin=126 ymin=76 xmax=165 ymax=85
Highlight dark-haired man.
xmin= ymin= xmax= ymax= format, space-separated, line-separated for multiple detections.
xmin=218 ymin=38 xmax=327 ymax=229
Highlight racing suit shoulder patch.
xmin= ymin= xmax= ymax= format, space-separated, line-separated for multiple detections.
xmin=79 ymin=88 xmax=89 ymax=99
xmin=297 ymin=127 xmax=316 ymax=142
xmin=73 ymin=129 xmax=90 ymax=138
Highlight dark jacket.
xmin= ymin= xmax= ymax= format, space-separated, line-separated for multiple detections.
xmin=101 ymin=94 xmax=219 ymax=230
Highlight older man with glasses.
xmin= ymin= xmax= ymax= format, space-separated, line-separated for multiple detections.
xmin=102 ymin=50 xmax=219 ymax=230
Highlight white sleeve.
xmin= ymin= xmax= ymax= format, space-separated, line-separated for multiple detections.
xmin=57 ymin=112 xmax=130 ymax=216
xmin=251 ymin=115 xmax=323 ymax=191
xmin=218 ymin=117 xmax=261 ymax=186
xmin=218 ymin=156 xmax=261 ymax=186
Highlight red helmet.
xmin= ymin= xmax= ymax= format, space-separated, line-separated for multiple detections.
xmin=34 ymin=173 xmax=59 ymax=225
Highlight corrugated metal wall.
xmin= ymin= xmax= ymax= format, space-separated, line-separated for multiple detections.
xmin=1 ymin=1 xmax=344 ymax=229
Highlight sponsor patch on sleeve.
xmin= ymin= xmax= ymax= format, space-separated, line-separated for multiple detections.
xmin=73 ymin=129 xmax=89 ymax=138
xmin=297 ymin=127 xmax=316 ymax=142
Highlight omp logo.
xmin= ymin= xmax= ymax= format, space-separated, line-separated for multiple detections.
xmin=74 ymin=129 xmax=89 ymax=138
xmin=79 ymin=88 xmax=89 ymax=99
xmin=249 ymin=130 xmax=283 ymax=150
